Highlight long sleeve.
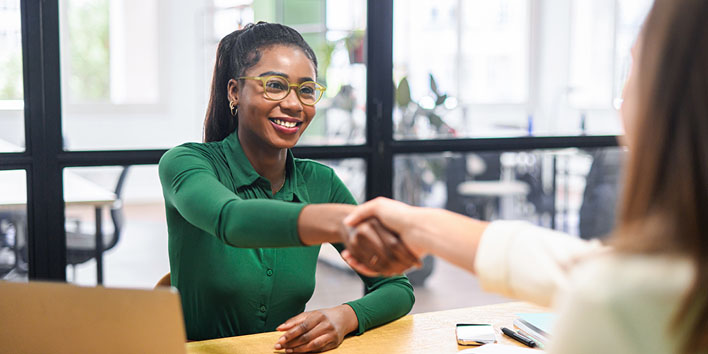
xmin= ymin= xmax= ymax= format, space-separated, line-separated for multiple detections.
xmin=338 ymin=243 xmax=416 ymax=335
xmin=473 ymin=221 xmax=605 ymax=306
xmin=326 ymin=172 xmax=415 ymax=334
xmin=159 ymin=146 xmax=305 ymax=248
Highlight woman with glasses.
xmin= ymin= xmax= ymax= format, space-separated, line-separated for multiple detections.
xmin=342 ymin=0 xmax=708 ymax=352
xmin=158 ymin=22 xmax=417 ymax=351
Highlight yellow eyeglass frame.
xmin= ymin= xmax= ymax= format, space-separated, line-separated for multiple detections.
xmin=239 ymin=75 xmax=326 ymax=106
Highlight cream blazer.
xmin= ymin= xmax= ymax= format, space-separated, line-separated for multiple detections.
xmin=475 ymin=221 xmax=694 ymax=354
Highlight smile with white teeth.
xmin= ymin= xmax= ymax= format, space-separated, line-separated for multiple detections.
xmin=270 ymin=118 xmax=299 ymax=128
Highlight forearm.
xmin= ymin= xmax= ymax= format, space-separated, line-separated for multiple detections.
xmin=219 ymin=202 xmax=354 ymax=248
xmin=408 ymin=207 xmax=489 ymax=274
xmin=473 ymin=221 xmax=604 ymax=306
xmin=346 ymin=277 xmax=414 ymax=334
xmin=298 ymin=203 xmax=355 ymax=246
xmin=214 ymin=199 xmax=306 ymax=247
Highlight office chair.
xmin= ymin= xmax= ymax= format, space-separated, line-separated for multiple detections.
xmin=0 ymin=216 xmax=18 ymax=278
xmin=155 ymin=273 xmax=171 ymax=288
xmin=578 ymin=149 xmax=624 ymax=240
xmin=66 ymin=166 xmax=130 ymax=282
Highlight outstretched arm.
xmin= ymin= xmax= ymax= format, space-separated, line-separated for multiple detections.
xmin=160 ymin=146 xmax=361 ymax=247
xmin=343 ymin=197 xmax=606 ymax=307
xmin=342 ymin=197 xmax=489 ymax=274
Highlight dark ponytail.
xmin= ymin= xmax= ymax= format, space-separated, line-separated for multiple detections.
xmin=203 ymin=22 xmax=318 ymax=142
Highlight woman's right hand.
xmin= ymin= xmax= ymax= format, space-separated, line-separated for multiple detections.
xmin=340 ymin=217 xmax=421 ymax=277
xmin=340 ymin=198 xmax=427 ymax=276
xmin=297 ymin=203 xmax=420 ymax=276
xmin=343 ymin=197 xmax=426 ymax=251
xmin=342 ymin=197 xmax=489 ymax=276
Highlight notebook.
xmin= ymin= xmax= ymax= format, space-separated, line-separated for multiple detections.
xmin=513 ymin=313 xmax=556 ymax=347
xmin=0 ymin=280 xmax=187 ymax=354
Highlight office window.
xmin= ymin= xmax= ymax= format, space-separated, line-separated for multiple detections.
xmin=0 ymin=0 xmax=24 ymax=151
xmin=393 ymin=0 xmax=530 ymax=140
xmin=567 ymin=0 xmax=615 ymax=109
xmin=60 ymin=0 xmax=171 ymax=151
xmin=60 ymin=0 xmax=159 ymax=105
xmin=64 ymin=165 xmax=168 ymax=287
xmin=0 ymin=169 xmax=28 ymax=281
xmin=566 ymin=0 xmax=653 ymax=134
xmin=61 ymin=0 xmax=366 ymax=151
xmin=392 ymin=0 xmax=651 ymax=140
xmin=394 ymin=147 xmax=625 ymax=238
xmin=316 ymin=158 xmax=366 ymax=203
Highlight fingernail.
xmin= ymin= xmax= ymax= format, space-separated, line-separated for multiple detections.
xmin=274 ymin=344 xmax=282 ymax=349
xmin=286 ymin=349 xmax=293 ymax=353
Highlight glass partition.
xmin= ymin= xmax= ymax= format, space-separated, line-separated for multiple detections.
xmin=60 ymin=0 xmax=367 ymax=151
xmin=315 ymin=158 xmax=366 ymax=203
xmin=394 ymin=147 xmax=626 ymax=238
xmin=0 ymin=0 xmax=24 ymax=151
xmin=392 ymin=0 xmax=651 ymax=140
xmin=64 ymin=165 xmax=168 ymax=287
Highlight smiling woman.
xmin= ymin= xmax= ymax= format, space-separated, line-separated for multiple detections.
xmin=158 ymin=22 xmax=417 ymax=352
xmin=228 ymin=45 xmax=319 ymax=160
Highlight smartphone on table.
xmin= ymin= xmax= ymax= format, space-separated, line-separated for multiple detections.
xmin=455 ymin=323 xmax=496 ymax=346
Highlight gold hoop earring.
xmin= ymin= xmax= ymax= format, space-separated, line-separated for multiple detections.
xmin=229 ymin=101 xmax=238 ymax=116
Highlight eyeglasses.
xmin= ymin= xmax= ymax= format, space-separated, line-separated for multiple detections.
xmin=239 ymin=75 xmax=326 ymax=106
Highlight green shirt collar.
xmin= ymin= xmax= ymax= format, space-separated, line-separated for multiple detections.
xmin=222 ymin=130 xmax=305 ymax=201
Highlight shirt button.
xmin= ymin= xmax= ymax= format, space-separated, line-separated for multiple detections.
xmin=266 ymin=269 xmax=273 ymax=276
xmin=260 ymin=305 xmax=267 ymax=313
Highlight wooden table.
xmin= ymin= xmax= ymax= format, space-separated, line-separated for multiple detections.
xmin=187 ymin=302 xmax=546 ymax=353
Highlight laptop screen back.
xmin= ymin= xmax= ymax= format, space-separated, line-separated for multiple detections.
xmin=0 ymin=281 xmax=187 ymax=354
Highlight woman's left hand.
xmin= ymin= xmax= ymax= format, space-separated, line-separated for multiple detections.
xmin=274 ymin=305 xmax=358 ymax=352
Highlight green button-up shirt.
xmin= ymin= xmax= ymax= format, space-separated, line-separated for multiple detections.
xmin=158 ymin=131 xmax=415 ymax=341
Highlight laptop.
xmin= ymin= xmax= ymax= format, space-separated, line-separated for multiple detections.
xmin=0 ymin=281 xmax=187 ymax=354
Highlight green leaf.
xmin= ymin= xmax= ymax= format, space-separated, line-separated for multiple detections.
xmin=429 ymin=73 xmax=440 ymax=96
xmin=435 ymin=94 xmax=447 ymax=106
xmin=396 ymin=77 xmax=411 ymax=107
xmin=427 ymin=112 xmax=445 ymax=129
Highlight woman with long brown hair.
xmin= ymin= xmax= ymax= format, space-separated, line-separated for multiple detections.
xmin=342 ymin=0 xmax=708 ymax=352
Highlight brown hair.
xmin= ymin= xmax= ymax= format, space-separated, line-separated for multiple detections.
xmin=613 ymin=0 xmax=708 ymax=350
xmin=203 ymin=22 xmax=318 ymax=142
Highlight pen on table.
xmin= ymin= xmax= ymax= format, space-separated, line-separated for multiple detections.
xmin=501 ymin=327 xmax=536 ymax=348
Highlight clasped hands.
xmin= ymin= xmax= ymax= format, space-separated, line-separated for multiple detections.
xmin=339 ymin=201 xmax=425 ymax=278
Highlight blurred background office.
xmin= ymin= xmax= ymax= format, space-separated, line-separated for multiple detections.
xmin=0 ymin=0 xmax=649 ymax=313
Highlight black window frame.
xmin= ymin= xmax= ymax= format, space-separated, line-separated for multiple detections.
xmin=1 ymin=0 xmax=616 ymax=281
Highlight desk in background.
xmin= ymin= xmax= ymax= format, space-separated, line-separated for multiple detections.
xmin=0 ymin=170 xmax=116 ymax=282
xmin=187 ymin=302 xmax=546 ymax=353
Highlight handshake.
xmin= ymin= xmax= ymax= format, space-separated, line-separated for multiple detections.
xmin=302 ymin=197 xmax=485 ymax=277
xmin=339 ymin=197 xmax=425 ymax=278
